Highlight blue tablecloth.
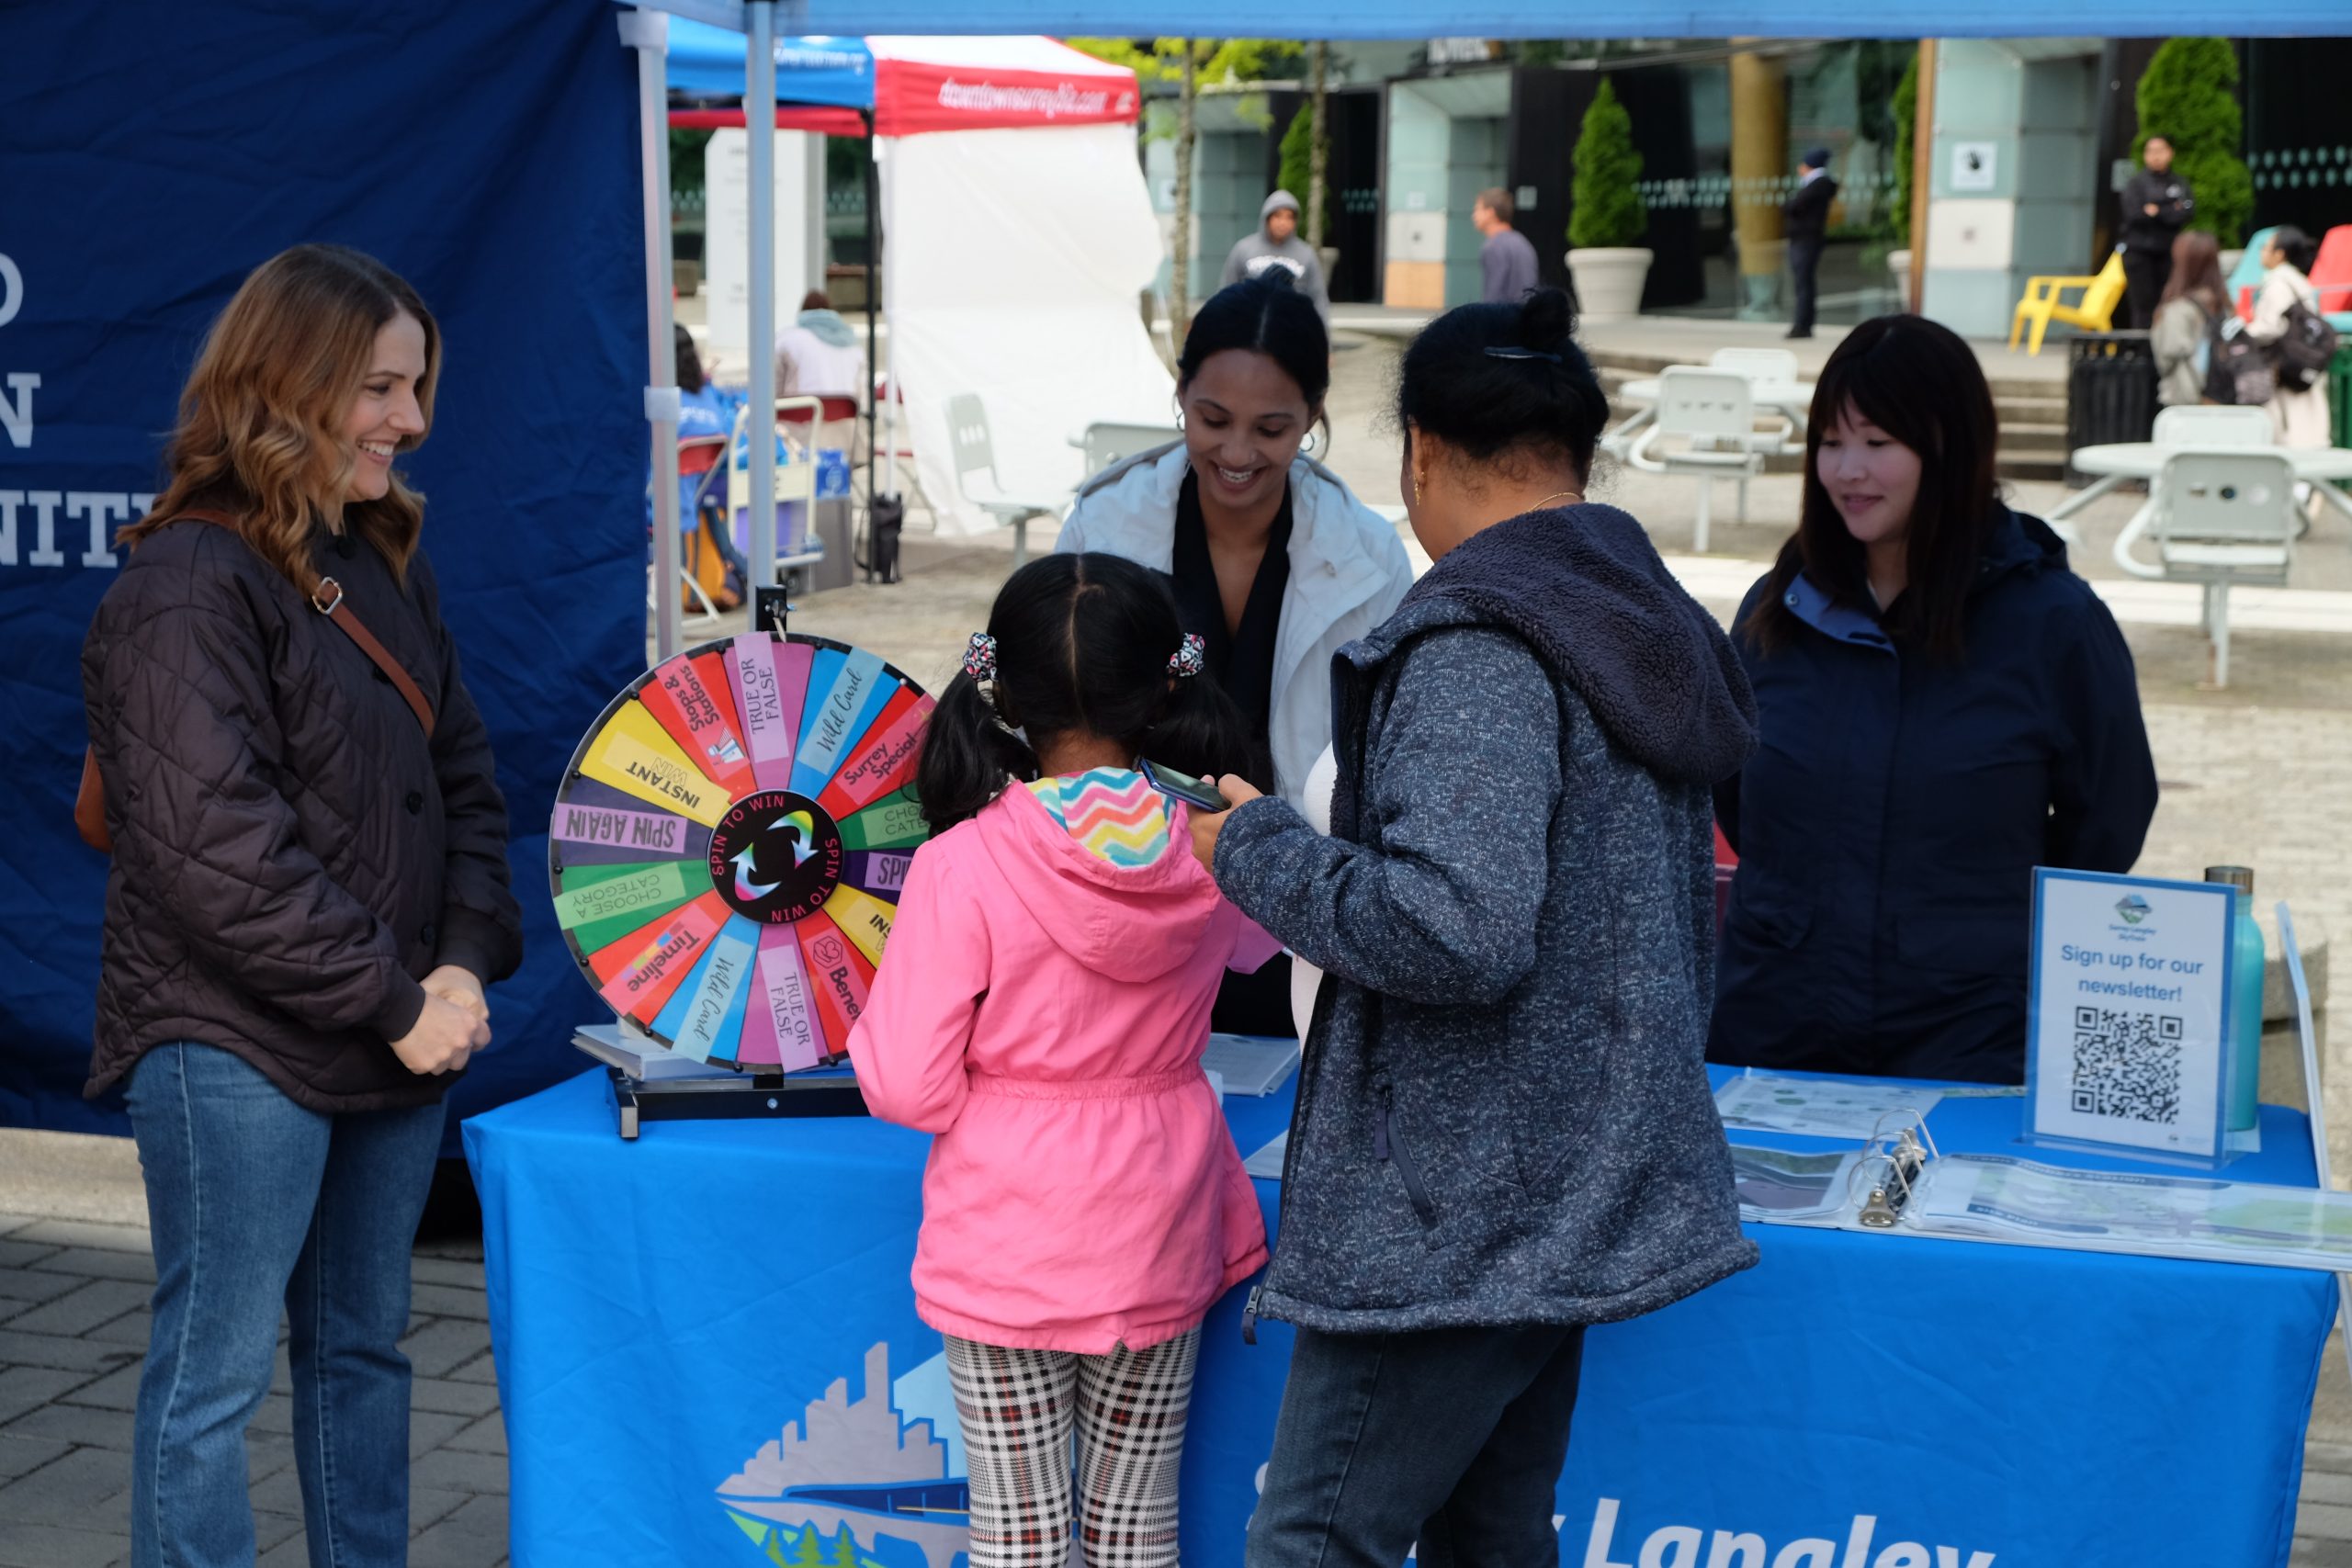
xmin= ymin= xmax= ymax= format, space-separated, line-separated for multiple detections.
xmin=464 ymin=1067 xmax=2333 ymax=1568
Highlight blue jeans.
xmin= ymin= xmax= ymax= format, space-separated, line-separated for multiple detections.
xmin=125 ymin=1043 xmax=445 ymax=1568
xmin=1246 ymin=1324 xmax=1587 ymax=1568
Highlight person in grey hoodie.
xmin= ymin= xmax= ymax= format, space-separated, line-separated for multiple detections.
xmin=1220 ymin=190 xmax=1332 ymax=324
xmin=1189 ymin=288 xmax=1759 ymax=1568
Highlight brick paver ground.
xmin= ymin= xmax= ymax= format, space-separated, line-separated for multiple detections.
xmin=0 ymin=1213 xmax=503 ymax=1568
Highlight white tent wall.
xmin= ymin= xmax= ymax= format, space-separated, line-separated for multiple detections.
xmin=702 ymin=127 xmax=822 ymax=365
xmin=878 ymin=120 xmax=1172 ymax=537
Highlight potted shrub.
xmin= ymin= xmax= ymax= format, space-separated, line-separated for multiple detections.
xmin=1566 ymin=80 xmax=1650 ymax=321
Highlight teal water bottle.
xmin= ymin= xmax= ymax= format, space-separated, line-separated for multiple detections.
xmin=2205 ymin=866 xmax=2266 ymax=1133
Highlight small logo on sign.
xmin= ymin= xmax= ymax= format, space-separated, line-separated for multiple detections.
xmin=2114 ymin=894 xmax=2152 ymax=926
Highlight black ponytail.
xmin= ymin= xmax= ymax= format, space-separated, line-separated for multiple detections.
xmin=914 ymin=671 xmax=1040 ymax=837
xmin=1395 ymin=286 xmax=1610 ymax=479
xmin=914 ymin=553 xmax=1252 ymax=833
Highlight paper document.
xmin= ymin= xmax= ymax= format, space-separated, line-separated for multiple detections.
xmin=1714 ymin=1073 xmax=1944 ymax=1141
xmin=1911 ymin=1154 xmax=2352 ymax=1271
xmin=1204 ymin=1034 xmax=1302 ymax=1098
xmin=1729 ymin=1145 xmax=1864 ymax=1224
xmin=1244 ymin=1131 xmax=1288 ymax=1179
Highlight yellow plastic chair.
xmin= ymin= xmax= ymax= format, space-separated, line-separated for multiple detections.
xmin=2008 ymin=251 xmax=2128 ymax=355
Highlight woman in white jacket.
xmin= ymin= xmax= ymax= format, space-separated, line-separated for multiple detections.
xmin=2245 ymin=226 xmax=2333 ymax=449
xmin=1060 ymin=271 xmax=1413 ymax=812
xmin=1060 ymin=269 xmax=1413 ymax=1034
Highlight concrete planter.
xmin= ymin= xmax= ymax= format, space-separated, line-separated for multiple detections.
xmin=1566 ymin=247 xmax=1652 ymax=323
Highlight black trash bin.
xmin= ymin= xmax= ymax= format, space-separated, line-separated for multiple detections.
xmin=2064 ymin=332 xmax=2159 ymax=486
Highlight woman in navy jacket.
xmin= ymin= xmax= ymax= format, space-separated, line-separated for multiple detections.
xmin=1710 ymin=315 xmax=2158 ymax=1084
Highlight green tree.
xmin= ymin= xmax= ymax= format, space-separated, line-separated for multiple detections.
xmin=825 ymin=1526 xmax=861 ymax=1566
xmin=1889 ymin=48 xmax=1920 ymax=247
xmin=785 ymin=1525 xmax=823 ymax=1567
xmin=1277 ymin=105 xmax=1327 ymax=245
xmin=2135 ymin=38 xmax=2256 ymax=247
xmin=670 ymin=128 xmax=710 ymax=197
xmin=1567 ymin=79 xmax=1646 ymax=250
xmin=1068 ymin=39 xmax=1300 ymax=333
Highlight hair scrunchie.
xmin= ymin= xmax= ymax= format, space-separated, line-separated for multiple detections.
xmin=963 ymin=632 xmax=999 ymax=682
xmin=1168 ymin=632 xmax=1206 ymax=679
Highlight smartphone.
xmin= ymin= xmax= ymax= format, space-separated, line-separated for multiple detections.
xmin=1138 ymin=758 xmax=1230 ymax=813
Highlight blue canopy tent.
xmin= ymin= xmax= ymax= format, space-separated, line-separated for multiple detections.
xmin=668 ymin=25 xmax=876 ymax=103
xmin=625 ymin=14 xmax=1148 ymax=652
xmin=662 ymin=25 xmax=883 ymax=618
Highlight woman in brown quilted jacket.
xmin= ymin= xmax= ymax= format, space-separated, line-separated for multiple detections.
xmin=80 ymin=244 xmax=521 ymax=1568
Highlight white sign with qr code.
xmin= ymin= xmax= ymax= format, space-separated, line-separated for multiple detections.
xmin=2028 ymin=869 xmax=2233 ymax=1159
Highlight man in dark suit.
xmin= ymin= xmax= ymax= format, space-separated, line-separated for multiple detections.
xmin=1783 ymin=147 xmax=1838 ymax=340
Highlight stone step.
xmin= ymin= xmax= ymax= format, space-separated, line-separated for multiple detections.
xmin=2002 ymin=422 xmax=2072 ymax=453
xmin=1999 ymin=396 xmax=2071 ymax=423
xmin=1997 ymin=453 xmax=2068 ymax=482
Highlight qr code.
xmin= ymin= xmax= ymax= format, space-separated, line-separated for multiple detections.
xmin=2069 ymin=1007 xmax=2184 ymax=1123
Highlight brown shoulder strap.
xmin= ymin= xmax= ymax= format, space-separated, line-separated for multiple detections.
xmin=322 ymin=593 xmax=436 ymax=739
xmin=172 ymin=509 xmax=436 ymax=740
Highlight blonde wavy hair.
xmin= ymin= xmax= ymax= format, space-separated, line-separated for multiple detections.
xmin=121 ymin=243 xmax=438 ymax=591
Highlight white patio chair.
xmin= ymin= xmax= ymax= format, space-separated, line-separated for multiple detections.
xmin=1706 ymin=347 xmax=1802 ymax=450
xmin=1627 ymin=368 xmax=1767 ymax=553
xmin=947 ymin=393 xmax=1068 ymax=569
xmin=2152 ymin=405 xmax=2274 ymax=447
xmin=2115 ymin=449 xmax=2296 ymax=687
xmin=1077 ymin=421 xmax=1182 ymax=479
xmin=1708 ymin=346 xmax=1801 ymax=383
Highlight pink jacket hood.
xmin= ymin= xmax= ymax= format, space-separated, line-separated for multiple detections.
xmin=974 ymin=783 xmax=1220 ymax=984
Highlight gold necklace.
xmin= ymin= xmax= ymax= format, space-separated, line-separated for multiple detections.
xmin=1528 ymin=490 xmax=1583 ymax=512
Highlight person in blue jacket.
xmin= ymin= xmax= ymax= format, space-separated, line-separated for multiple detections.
xmin=1710 ymin=313 xmax=2158 ymax=1085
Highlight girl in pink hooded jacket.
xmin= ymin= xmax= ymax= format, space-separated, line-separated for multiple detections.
xmin=848 ymin=553 xmax=1278 ymax=1568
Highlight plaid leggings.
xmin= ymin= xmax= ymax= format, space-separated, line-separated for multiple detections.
xmin=944 ymin=1330 xmax=1200 ymax=1567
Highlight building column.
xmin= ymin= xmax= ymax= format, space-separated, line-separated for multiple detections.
xmin=1730 ymin=44 xmax=1789 ymax=321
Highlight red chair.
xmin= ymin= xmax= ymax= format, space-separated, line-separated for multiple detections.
xmin=2311 ymin=225 xmax=2352 ymax=318
xmin=654 ymin=435 xmax=732 ymax=621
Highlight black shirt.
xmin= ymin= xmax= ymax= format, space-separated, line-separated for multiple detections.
xmin=1782 ymin=174 xmax=1838 ymax=243
xmin=1167 ymin=470 xmax=1292 ymax=795
xmin=2119 ymin=168 xmax=2194 ymax=254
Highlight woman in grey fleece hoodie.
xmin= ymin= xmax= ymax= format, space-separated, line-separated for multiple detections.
xmin=1190 ymin=288 xmax=1758 ymax=1568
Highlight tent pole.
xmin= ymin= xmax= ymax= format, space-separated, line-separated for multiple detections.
xmin=862 ymin=107 xmax=880 ymax=584
xmin=882 ymin=137 xmax=899 ymax=502
xmin=621 ymin=6 xmax=681 ymax=663
xmin=745 ymin=0 xmax=778 ymax=592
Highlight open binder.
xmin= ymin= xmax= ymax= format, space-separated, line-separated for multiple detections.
xmin=1736 ymin=1109 xmax=2352 ymax=1274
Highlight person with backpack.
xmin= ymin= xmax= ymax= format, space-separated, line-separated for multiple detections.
xmin=2151 ymin=230 xmax=2227 ymax=408
xmin=2245 ymin=225 xmax=2336 ymax=449
xmin=81 ymin=244 xmax=522 ymax=1568
xmin=846 ymin=552 xmax=1277 ymax=1568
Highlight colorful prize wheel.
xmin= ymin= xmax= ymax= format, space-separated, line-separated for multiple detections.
xmin=548 ymin=634 xmax=932 ymax=1069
